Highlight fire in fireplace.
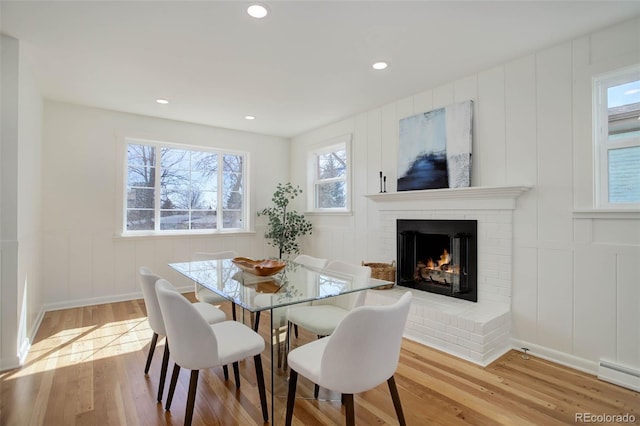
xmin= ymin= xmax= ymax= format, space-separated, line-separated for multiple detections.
xmin=397 ymin=219 xmax=477 ymax=302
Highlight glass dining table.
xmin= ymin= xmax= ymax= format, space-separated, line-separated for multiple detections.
xmin=169 ymin=256 xmax=393 ymax=424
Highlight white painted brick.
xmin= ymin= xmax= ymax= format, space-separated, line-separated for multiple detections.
xmin=447 ymin=326 xmax=472 ymax=340
xmin=379 ymin=206 xmax=516 ymax=365
xmin=468 ymin=350 xmax=484 ymax=363
xmin=434 ymin=330 xmax=458 ymax=343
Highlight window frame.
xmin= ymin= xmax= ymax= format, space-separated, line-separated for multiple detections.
xmin=121 ymin=137 xmax=249 ymax=236
xmin=306 ymin=135 xmax=352 ymax=213
xmin=593 ymin=65 xmax=640 ymax=209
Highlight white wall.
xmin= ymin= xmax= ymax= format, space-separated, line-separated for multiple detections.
xmin=0 ymin=34 xmax=44 ymax=370
xmin=291 ymin=18 xmax=640 ymax=374
xmin=41 ymin=101 xmax=290 ymax=310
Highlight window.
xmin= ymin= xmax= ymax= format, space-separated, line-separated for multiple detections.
xmin=307 ymin=136 xmax=351 ymax=212
xmin=594 ymin=66 xmax=640 ymax=208
xmin=125 ymin=139 xmax=247 ymax=233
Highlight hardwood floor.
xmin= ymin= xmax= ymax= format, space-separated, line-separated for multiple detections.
xmin=1 ymin=297 xmax=638 ymax=425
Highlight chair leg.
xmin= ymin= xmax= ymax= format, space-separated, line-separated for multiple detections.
xmin=294 ymin=324 xmax=299 ymax=338
xmin=343 ymin=393 xmax=355 ymax=426
xmin=233 ymin=361 xmax=241 ymax=389
xmin=285 ymin=369 xmax=298 ymax=426
xmin=387 ymin=376 xmax=406 ymax=426
xmin=157 ymin=341 xmax=170 ymax=402
xmin=253 ymin=311 xmax=260 ymax=332
xmin=184 ymin=370 xmax=199 ymax=426
xmin=223 ymin=365 xmax=229 ymax=381
xmin=231 ymin=302 xmax=237 ymax=321
xmin=144 ymin=332 xmax=159 ymax=375
xmin=284 ymin=321 xmax=292 ymax=371
xmin=253 ymin=355 xmax=269 ymax=422
xmin=276 ymin=326 xmax=282 ymax=369
xmin=165 ymin=363 xmax=181 ymax=410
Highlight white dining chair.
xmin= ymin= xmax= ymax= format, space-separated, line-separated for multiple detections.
xmin=253 ymin=254 xmax=328 ymax=369
xmin=138 ymin=267 xmax=227 ymax=402
xmin=285 ymin=260 xmax=370 ymax=393
xmin=192 ymin=250 xmax=239 ymax=320
xmin=293 ymin=254 xmax=328 ymax=270
xmin=285 ymin=291 xmax=412 ymax=426
xmin=286 ymin=260 xmax=370 ymax=338
xmin=156 ymin=279 xmax=269 ymax=426
xmin=290 ymin=254 xmax=328 ymax=339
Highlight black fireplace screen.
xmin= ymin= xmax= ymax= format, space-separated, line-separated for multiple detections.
xmin=397 ymin=219 xmax=477 ymax=302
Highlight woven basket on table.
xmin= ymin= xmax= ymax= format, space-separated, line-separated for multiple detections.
xmin=362 ymin=261 xmax=396 ymax=289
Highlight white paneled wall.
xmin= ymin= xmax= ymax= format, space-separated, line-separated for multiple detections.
xmin=41 ymin=101 xmax=290 ymax=311
xmin=291 ymin=17 xmax=640 ymax=376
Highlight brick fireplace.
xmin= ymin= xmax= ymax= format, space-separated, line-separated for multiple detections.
xmin=397 ymin=219 xmax=478 ymax=302
xmin=365 ymin=186 xmax=529 ymax=366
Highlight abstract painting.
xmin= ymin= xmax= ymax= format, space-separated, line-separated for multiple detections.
xmin=397 ymin=100 xmax=473 ymax=191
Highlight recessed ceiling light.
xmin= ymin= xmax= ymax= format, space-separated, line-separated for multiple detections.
xmin=245 ymin=115 xmax=256 ymax=120
xmin=156 ymin=98 xmax=169 ymax=104
xmin=372 ymin=62 xmax=388 ymax=70
xmin=247 ymin=4 xmax=269 ymax=19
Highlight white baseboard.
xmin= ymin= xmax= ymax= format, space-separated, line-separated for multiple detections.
xmin=598 ymin=360 xmax=640 ymax=392
xmin=510 ymin=338 xmax=599 ymax=375
xmin=41 ymin=285 xmax=192 ymax=312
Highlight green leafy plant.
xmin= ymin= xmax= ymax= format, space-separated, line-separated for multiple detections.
xmin=258 ymin=183 xmax=313 ymax=259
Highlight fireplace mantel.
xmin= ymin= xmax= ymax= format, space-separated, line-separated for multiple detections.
xmin=365 ymin=185 xmax=530 ymax=210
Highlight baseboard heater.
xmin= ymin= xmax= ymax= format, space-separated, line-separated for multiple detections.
xmin=598 ymin=360 xmax=640 ymax=392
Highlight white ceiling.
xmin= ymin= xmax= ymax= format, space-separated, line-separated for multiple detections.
xmin=3 ymin=1 xmax=640 ymax=138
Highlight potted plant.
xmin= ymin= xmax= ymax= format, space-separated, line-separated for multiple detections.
xmin=258 ymin=182 xmax=313 ymax=259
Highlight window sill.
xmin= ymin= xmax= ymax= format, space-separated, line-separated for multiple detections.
xmin=114 ymin=230 xmax=256 ymax=240
xmin=573 ymin=209 xmax=640 ymax=220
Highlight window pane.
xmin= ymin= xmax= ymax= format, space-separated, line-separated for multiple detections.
xmin=160 ymin=168 xmax=189 ymax=188
xmin=161 ymin=148 xmax=190 ymax=170
xmin=127 ymin=166 xmax=155 ymax=188
xmin=223 ymin=154 xmax=243 ymax=173
xmin=128 ymin=144 xmax=155 ymax=167
xmin=191 ymin=211 xmax=216 ymax=230
xmin=608 ymin=146 xmax=640 ymax=203
xmin=192 ymin=151 xmax=217 ymax=172
xmin=222 ymin=210 xmax=242 ymax=229
xmin=222 ymin=153 xmax=242 ymax=223
xmin=192 ymin=190 xmax=216 ymax=210
xmin=316 ymin=181 xmax=346 ymax=208
xmin=191 ymin=170 xmax=215 ymax=192
xmin=127 ymin=187 xmax=154 ymax=209
xmin=127 ymin=209 xmax=154 ymax=230
xmin=608 ymin=80 xmax=640 ymax=137
xmin=317 ymin=150 xmax=346 ymax=179
xmin=607 ymin=80 xmax=640 ymax=108
xmin=161 ymin=189 xmax=190 ymax=209
xmin=160 ymin=211 xmax=190 ymax=230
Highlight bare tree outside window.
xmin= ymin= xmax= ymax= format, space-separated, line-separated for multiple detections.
xmin=310 ymin=144 xmax=348 ymax=210
xmin=125 ymin=141 xmax=247 ymax=233
xmin=127 ymin=144 xmax=156 ymax=230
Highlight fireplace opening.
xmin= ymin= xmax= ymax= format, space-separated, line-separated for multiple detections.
xmin=397 ymin=219 xmax=477 ymax=302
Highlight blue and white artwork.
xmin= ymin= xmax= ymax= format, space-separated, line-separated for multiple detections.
xmin=397 ymin=100 xmax=473 ymax=191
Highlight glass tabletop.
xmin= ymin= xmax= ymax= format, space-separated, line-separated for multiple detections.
xmin=169 ymin=258 xmax=393 ymax=312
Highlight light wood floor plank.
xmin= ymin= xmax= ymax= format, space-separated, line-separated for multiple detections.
xmin=1 ymin=297 xmax=638 ymax=425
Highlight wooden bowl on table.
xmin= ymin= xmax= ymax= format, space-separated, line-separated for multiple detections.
xmin=231 ymin=257 xmax=286 ymax=277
